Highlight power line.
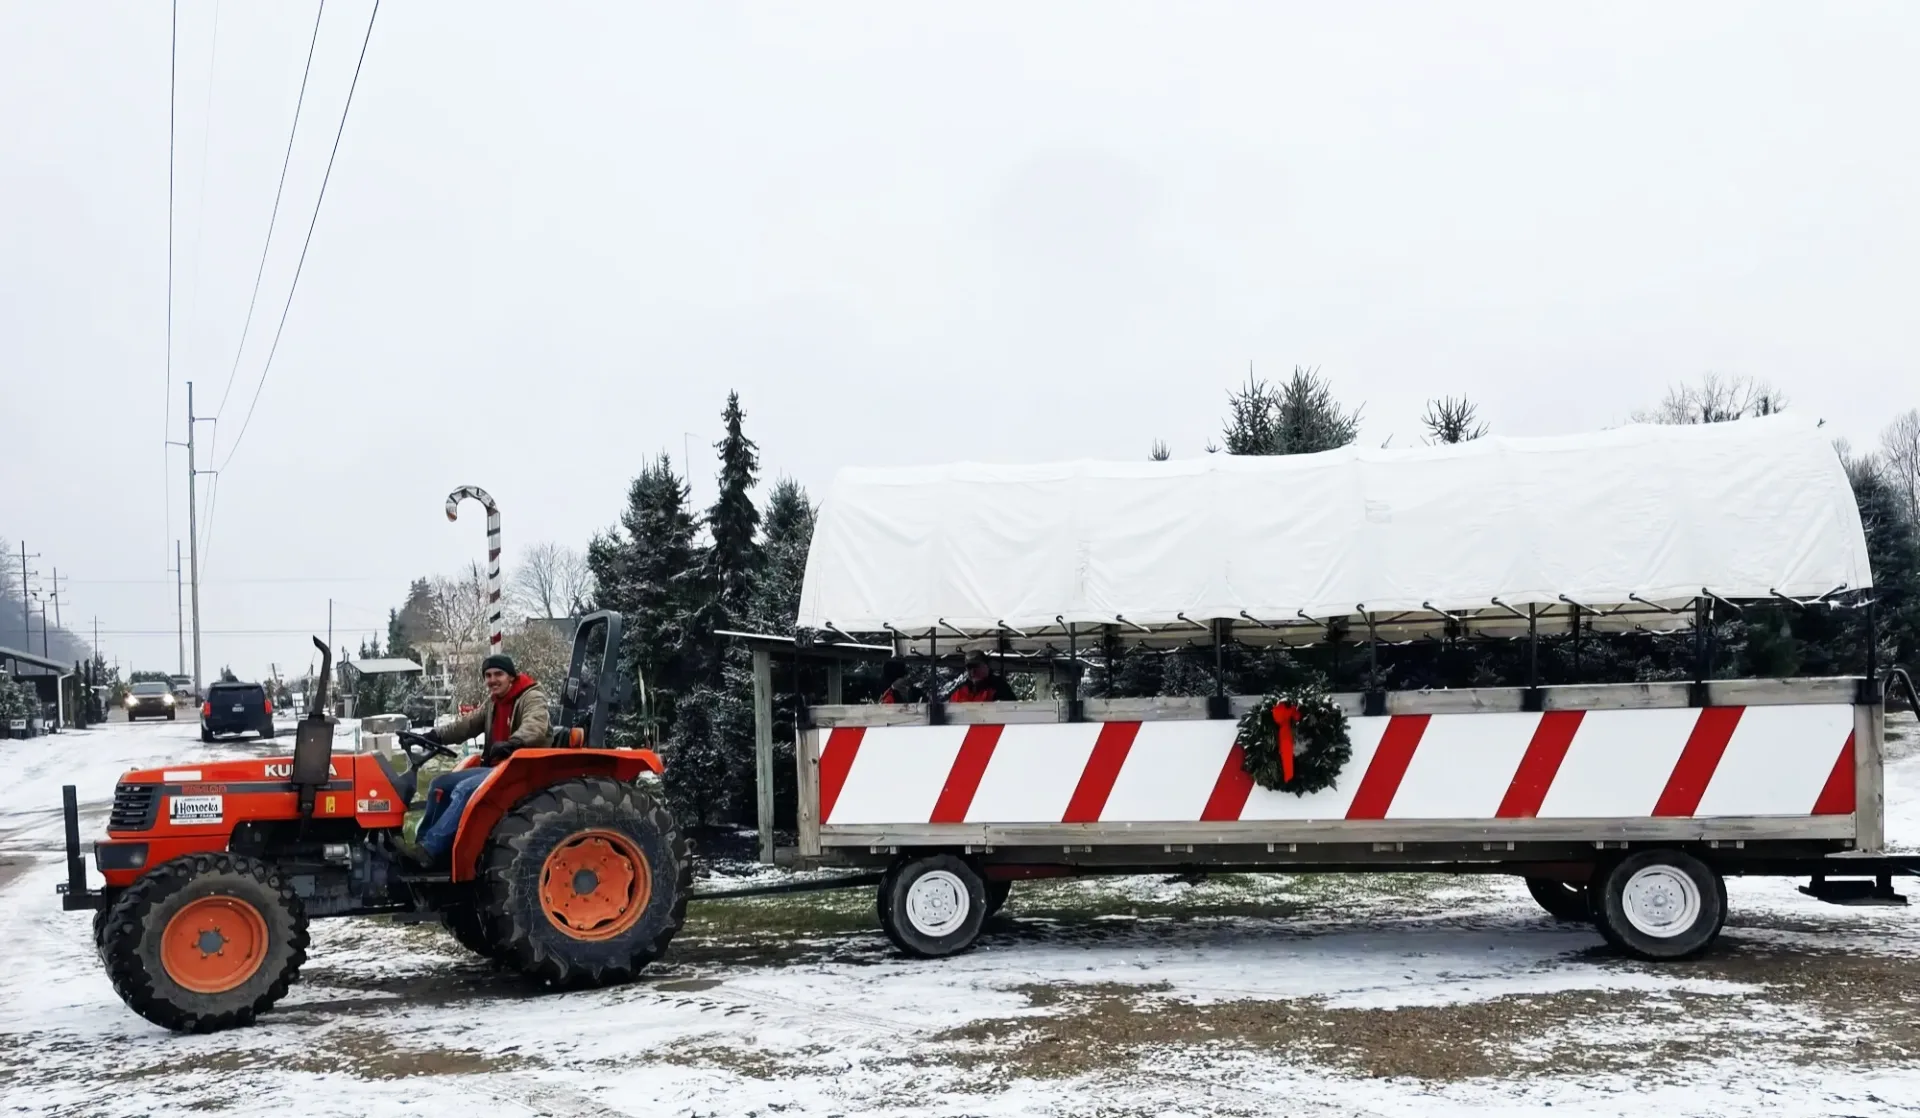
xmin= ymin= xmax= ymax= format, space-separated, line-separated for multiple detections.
xmin=212 ymin=0 xmax=327 ymax=424
xmin=219 ymin=0 xmax=380 ymax=474
xmin=65 ymin=576 xmax=393 ymax=585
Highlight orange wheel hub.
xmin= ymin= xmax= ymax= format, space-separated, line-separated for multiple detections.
xmin=161 ymin=896 xmax=269 ymax=994
xmin=539 ymin=830 xmax=650 ymax=941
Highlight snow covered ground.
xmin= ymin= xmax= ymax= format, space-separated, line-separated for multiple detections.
xmin=2 ymin=715 xmax=1917 ymax=1117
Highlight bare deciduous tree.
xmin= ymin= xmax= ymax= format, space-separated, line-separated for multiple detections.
xmin=427 ymin=563 xmax=493 ymax=707
xmin=511 ymin=542 xmax=596 ymax=618
xmin=1879 ymin=408 xmax=1920 ymax=526
xmin=1632 ymin=374 xmax=1787 ymax=426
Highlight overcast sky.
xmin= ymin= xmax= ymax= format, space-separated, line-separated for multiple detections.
xmin=3 ymin=1 xmax=1915 ymax=682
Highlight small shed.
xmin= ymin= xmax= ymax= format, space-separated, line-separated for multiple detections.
xmin=0 ymin=645 xmax=75 ymax=729
xmin=336 ymin=657 xmax=424 ymax=718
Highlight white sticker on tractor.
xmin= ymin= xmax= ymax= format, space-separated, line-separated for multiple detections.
xmin=162 ymin=770 xmax=203 ymax=781
xmin=168 ymin=795 xmax=224 ymax=826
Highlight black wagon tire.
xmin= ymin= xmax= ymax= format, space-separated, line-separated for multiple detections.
xmin=479 ymin=777 xmax=690 ymax=987
xmin=1591 ymin=849 xmax=1726 ymax=960
xmin=985 ymin=879 xmax=1013 ymax=919
xmin=99 ymin=853 xmax=309 ymax=1033
xmin=879 ymin=854 xmax=988 ymax=958
xmin=1524 ymin=876 xmax=1591 ymax=923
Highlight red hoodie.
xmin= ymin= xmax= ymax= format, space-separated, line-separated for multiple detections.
xmin=488 ymin=673 xmax=539 ymax=745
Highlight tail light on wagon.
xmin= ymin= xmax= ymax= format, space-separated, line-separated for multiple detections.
xmin=201 ymin=701 xmax=211 ymax=718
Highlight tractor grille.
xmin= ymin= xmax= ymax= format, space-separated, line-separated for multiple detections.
xmin=108 ymin=784 xmax=159 ymax=832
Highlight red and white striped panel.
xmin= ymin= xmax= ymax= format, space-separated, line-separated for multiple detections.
xmin=817 ymin=705 xmax=1858 ymax=826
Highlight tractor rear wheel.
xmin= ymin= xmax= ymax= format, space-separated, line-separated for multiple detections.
xmin=99 ymin=853 xmax=308 ymax=1033
xmin=479 ymin=777 xmax=690 ymax=987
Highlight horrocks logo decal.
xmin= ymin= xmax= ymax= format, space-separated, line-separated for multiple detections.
xmin=263 ymin=762 xmax=341 ymax=778
xmin=168 ymin=795 xmax=224 ymax=825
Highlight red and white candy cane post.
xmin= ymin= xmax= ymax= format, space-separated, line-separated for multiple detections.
xmin=445 ymin=485 xmax=504 ymax=653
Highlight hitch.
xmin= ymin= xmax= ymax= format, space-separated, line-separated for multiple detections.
xmin=1800 ymin=872 xmax=1909 ymax=907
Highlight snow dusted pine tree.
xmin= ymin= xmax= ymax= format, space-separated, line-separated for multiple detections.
xmin=747 ymin=477 xmax=814 ymax=633
xmin=676 ymin=392 xmax=768 ymax=825
xmin=586 ymin=454 xmax=708 ymax=815
xmin=701 ymin=391 xmax=764 ymax=633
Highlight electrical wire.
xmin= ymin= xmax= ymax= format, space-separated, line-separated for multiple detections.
xmin=219 ymin=0 xmax=380 ymax=474
xmin=212 ymin=0 xmax=327 ymax=424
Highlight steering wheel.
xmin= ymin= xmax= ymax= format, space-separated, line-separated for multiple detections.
xmin=397 ymin=729 xmax=460 ymax=766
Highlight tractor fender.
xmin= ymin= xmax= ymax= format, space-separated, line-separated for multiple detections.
xmin=447 ymin=749 xmax=664 ymax=882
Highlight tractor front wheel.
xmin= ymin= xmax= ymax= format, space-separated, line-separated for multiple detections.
xmin=479 ymin=777 xmax=690 ymax=987
xmin=99 ymin=853 xmax=308 ymax=1032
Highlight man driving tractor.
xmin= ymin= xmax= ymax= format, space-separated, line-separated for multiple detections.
xmin=408 ymin=653 xmax=550 ymax=864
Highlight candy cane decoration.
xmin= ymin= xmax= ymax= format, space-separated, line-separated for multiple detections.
xmin=446 ymin=486 xmax=503 ymax=653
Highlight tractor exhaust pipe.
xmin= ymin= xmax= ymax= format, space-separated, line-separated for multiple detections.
xmin=292 ymin=637 xmax=335 ymax=817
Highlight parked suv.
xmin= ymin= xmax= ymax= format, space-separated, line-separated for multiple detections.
xmin=124 ymin=682 xmax=177 ymax=721
xmin=200 ymin=680 xmax=274 ymax=742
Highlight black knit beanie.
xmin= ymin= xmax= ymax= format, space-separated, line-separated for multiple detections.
xmin=481 ymin=653 xmax=517 ymax=677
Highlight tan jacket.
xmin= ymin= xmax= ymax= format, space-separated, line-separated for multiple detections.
xmin=439 ymin=679 xmax=551 ymax=760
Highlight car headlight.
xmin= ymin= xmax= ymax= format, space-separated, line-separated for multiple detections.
xmin=124 ymin=696 xmax=135 ymax=707
xmin=163 ymin=695 xmax=175 ymax=705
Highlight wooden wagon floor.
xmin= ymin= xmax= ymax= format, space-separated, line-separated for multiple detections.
xmin=1 ymin=715 xmax=1916 ymax=1117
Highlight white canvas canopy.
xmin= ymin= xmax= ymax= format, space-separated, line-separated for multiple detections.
xmin=796 ymin=416 xmax=1871 ymax=650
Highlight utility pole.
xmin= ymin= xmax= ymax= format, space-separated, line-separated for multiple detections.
xmin=169 ymin=382 xmax=211 ymax=697
xmin=16 ymin=541 xmax=38 ymax=643
xmin=49 ymin=567 xmax=64 ymax=630
xmin=170 ymin=540 xmax=186 ymax=676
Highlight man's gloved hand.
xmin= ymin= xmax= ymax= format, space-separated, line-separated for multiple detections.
xmin=481 ymin=742 xmax=514 ymax=766
xmin=412 ymin=727 xmax=438 ymax=745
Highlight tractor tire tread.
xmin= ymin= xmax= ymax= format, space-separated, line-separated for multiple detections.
xmin=100 ymin=852 xmax=307 ymax=1033
xmin=478 ymin=777 xmax=690 ymax=988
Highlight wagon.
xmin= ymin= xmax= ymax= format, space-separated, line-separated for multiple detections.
xmin=740 ymin=416 xmax=1919 ymax=960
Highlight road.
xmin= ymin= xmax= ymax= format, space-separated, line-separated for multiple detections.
xmin=1 ymin=716 xmax=1917 ymax=1117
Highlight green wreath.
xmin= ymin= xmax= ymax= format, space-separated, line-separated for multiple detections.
xmin=1236 ymin=685 xmax=1352 ymax=796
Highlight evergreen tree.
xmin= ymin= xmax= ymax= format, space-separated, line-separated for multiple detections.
xmin=588 ymin=453 xmax=708 ymax=810
xmin=747 ymin=477 xmax=814 ymax=633
xmin=1421 ymin=396 xmax=1489 ymax=444
xmin=701 ymin=391 xmax=764 ymax=635
xmin=1221 ymin=367 xmax=1362 ymax=455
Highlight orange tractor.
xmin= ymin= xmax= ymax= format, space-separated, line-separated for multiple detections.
xmin=57 ymin=612 xmax=691 ymax=1033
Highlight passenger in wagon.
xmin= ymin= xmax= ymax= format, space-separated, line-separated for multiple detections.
xmin=878 ymin=659 xmax=920 ymax=704
xmin=947 ymin=650 xmax=1015 ymax=703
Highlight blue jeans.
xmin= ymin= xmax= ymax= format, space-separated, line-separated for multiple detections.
xmin=418 ymin=768 xmax=491 ymax=861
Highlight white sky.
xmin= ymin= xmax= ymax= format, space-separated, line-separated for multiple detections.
xmin=3 ymin=1 xmax=1915 ymax=681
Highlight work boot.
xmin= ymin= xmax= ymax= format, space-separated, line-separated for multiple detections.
xmin=392 ymin=838 xmax=437 ymax=872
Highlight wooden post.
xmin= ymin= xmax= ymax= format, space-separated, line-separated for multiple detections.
xmin=826 ymin=659 xmax=843 ymax=705
xmin=752 ymin=646 xmax=776 ymax=864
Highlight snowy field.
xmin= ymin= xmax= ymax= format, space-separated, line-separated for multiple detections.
xmin=2 ymin=715 xmax=1918 ymax=1117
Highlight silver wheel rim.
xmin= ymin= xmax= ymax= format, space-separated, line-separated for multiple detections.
xmin=904 ymin=870 xmax=970 ymax=937
xmin=1621 ymin=865 xmax=1703 ymax=938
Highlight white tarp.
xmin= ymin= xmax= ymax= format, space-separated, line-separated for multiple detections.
xmin=796 ymin=415 xmax=1871 ymax=637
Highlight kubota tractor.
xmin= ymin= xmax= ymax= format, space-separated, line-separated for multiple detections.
xmin=56 ymin=611 xmax=691 ymax=1033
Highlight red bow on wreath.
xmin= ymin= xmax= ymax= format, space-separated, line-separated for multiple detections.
xmin=1271 ymin=702 xmax=1301 ymax=783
